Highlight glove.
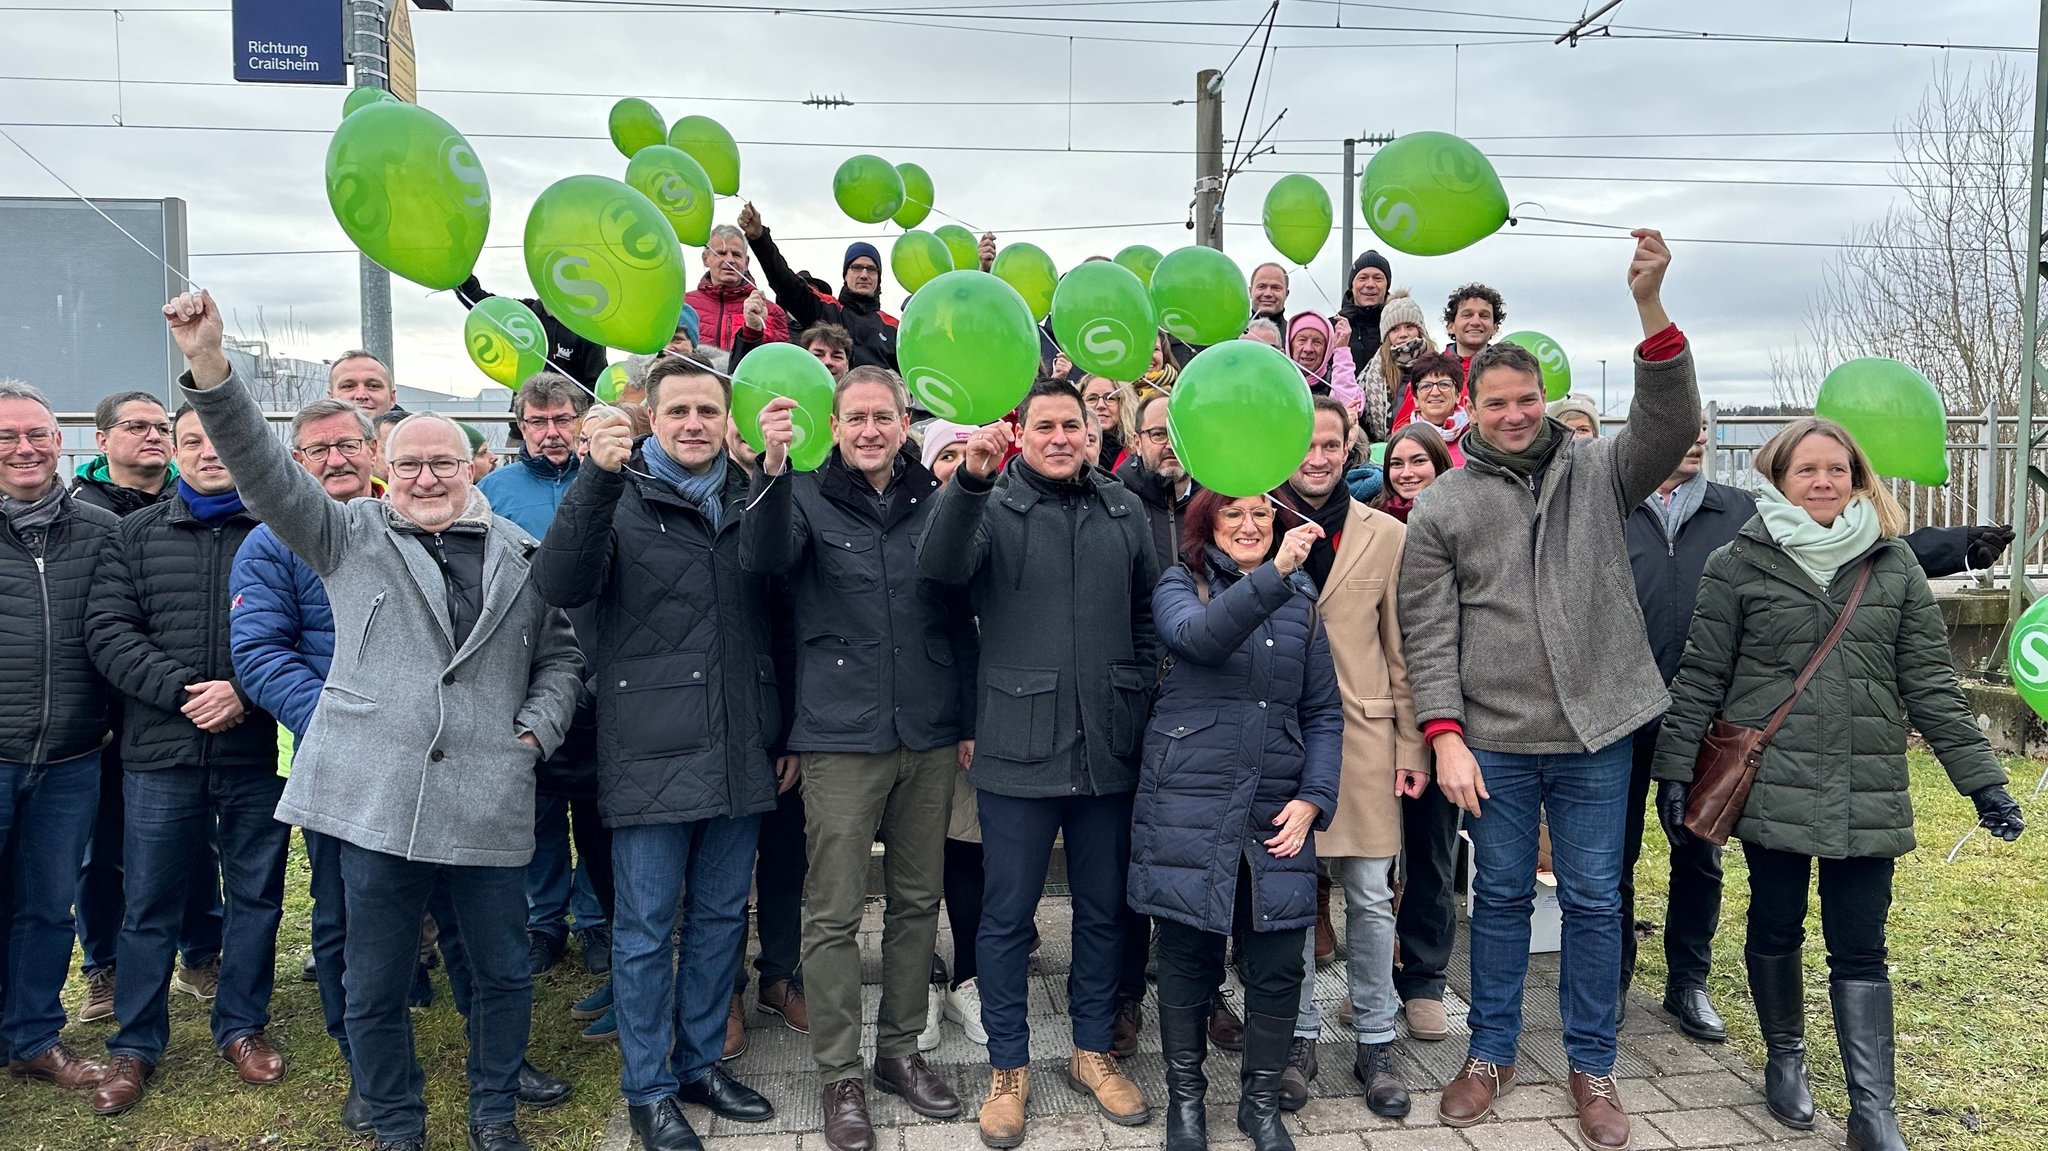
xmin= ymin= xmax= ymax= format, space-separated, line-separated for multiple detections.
xmin=1965 ymin=524 xmax=2016 ymax=571
xmin=1656 ymin=779 xmax=1692 ymax=849
xmin=1971 ymin=785 xmax=2026 ymax=842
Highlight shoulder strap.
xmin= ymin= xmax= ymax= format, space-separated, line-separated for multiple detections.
xmin=1758 ymin=556 xmax=1876 ymax=746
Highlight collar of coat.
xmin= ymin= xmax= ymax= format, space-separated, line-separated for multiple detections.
xmin=1730 ymin=516 xmax=1896 ymax=602
xmin=820 ymin=445 xmax=938 ymax=528
xmin=995 ymin=460 xmax=1135 ymax=520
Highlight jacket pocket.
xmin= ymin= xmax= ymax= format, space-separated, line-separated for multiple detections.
xmin=757 ymin=654 xmax=783 ymax=747
xmin=355 ymin=592 xmax=387 ymax=662
xmin=981 ymin=665 xmax=1060 ymax=762
xmin=797 ymin=638 xmax=878 ymax=740
xmin=1149 ymin=710 xmax=1218 ymax=786
xmin=608 ymin=652 xmax=711 ymax=760
xmin=816 ymin=528 xmax=879 ymax=591
xmin=1108 ymin=660 xmax=1151 ymax=759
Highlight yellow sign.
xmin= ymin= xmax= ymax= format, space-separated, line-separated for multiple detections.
xmin=388 ymin=0 xmax=417 ymax=104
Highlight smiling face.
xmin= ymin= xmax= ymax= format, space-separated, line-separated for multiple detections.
xmin=1385 ymin=436 xmax=1439 ymax=501
xmin=1290 ymin=326 xmax=1328 ymax=372
xmin=293 ymin=410 xmax=378 ymax=502
xmin=1471 ymin=365 xmax=1547 ymax=453
xmin=1019 ymin=393 xmax=1086 ymax=482
xmin=385 ymin=419 xmax=472 ymax=530
xmin=652 ymin=373 xmax=728 ymax=474
xmin=1414 ymin=372 xmax=1459 ymax=425
xmin=329 ymin=355 xmax=395 ymax=418
xmin=1081 ymin=379 xmax=1122 ymax=432
xmin=832 ymin=378 xmax=906 ymax=483
xmin=1291 ymin=409 xmax=1348 ymax=505
xmin=805 ymin=335 xmax=850 ymax=381
xmin=1213 ymin=496 xmax=1277 ymax=570
xmin=1450 ymin=296 xmax=1498 ymax=353
xmin=173 ymin=409 xmax=234 ymax=496
xmin=0 ymin=396 xmax=60 ymax=502
xmin=1250 ymin=264 xmax=1289 ymax=315
xmin=1781 ymin=432 xmax=1854 ymax=527
xmin=1349 ymin=266 xmax=1388 ymax=307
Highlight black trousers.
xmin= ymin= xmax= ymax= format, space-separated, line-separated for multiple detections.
xmin=1620 ymin=720 xmax=1724 ymax=990
xmin=1154 ymin=859 xmax=1306 ymax=1020
xmin=736 ymin=784 xmax=807 ymax=993
xmin=1393 ymin=777 xmax=1461 ymax=1002
xmin=1742 ymin=842 xmax=1893 ymax=983
xmin=567 ymin=796 xmax=615 ymax=921
xmin=943 ymin=837 xmax=984 ymax=987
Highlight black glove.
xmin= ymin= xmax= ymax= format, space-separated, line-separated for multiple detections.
xmin=1971 ymin=785 xmax=2026 ymax=842
xmin=1965 ymin=524 xmax=2016 ymax=570
xmin=1656 ymin=779 xmax=1692 ymax=848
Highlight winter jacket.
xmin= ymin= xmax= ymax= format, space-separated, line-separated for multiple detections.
xmin=86 ymin=494 xmax=276 ymax=773
xmin=1628 ymin=481 xmax=1757 ymax=685
xmin=1337 ymin=298 xmax=1384 ymax=374
xmin=228 ymin=525 xmax=332 ymax=739
xmin=1399 ymin=346 xmax=1700 ymax=755
xmin=180 ymin=371 xmax=585 ymax=867
xmin=457 ymin=276 xmax=609 ymax=387
xmin=1128 ymin=554 xmax=1342 ymax=937
xmin=0 ymin=490 xmax=118 ymax=765
xmin=748 ymin=227 xmax=898 ymax=370
xmin=917 ymin=460 xmax=1161 ymax=799
xmin=1285 ymin=312 xmax=1364 ymax=415
xmin=478 ymin=451 xmax=581 ymax=541
xmin=71 ymin=456 xmax=176 ymax=518
xmin=1113 ymin=456 xmax=1194 ymax=575
xmin=531 ymin=450 xmax=780 ymax=828
xmin=1652 ymin=523 xmax=2005 ymax=859
xmin=738 ymin=449 xmax=975 ymax=753
xmin=687 ymin=276 xmax=791 ymax=352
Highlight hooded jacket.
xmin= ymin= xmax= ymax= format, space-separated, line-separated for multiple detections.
xmin=71 ymin=456 xmax=177 ymax=518
xmin=1284 ymin=311 xmax=1365 ymax=415
xmin=687 ymin=275 xmax=792 ymax=352
xmin=747 ymin=227 xmax=898 ymax=370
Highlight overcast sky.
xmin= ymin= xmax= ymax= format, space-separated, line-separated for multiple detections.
xmin=0 ymin=0 xmax=2035 ymax=404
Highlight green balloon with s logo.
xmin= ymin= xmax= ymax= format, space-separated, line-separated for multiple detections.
xmin=464 ymin=296 xmax=549 ymax=387
xmin=1361 ymin=131 xmax=1508 ymax=257
xmin=2008 ymin=596 xmax=2048 ymax=722
xmin=523 ymin=175 xmax=686 ymax=355
xmin=1113 ymin=244 xmax=1163 ymax=288
xmin=935 ymin=224 xmax=979 ymax=271
xmin=1500 ymin=330 xmax=1572 ymax=401
xmin=324 ymin=101 xmax=491 ymax=291
xmin=833 ymin=154 xmax=905 ymax=225
xmin=898 ymin=271 xmax=1040 ymax=424
xmin=893 ymin=162 xmax=935 ymax=229
xmin=1149 ymin=246 xmax=1249 ymax=346
xmin=1050 ymin=261 xmax=1156 ymax=381
xmin=609 ymin=98 xmax=666 ymax=159
xmin=732 ymin=343 xmax=838 ymax=473
xmin=1167 ymin=341 xmax=1314 ymax=498
xmin=624 ymin=144 xmax=715 ymax=247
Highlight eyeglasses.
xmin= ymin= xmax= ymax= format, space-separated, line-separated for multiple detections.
xmin=1138 ymin=427 xmax=1171 ymax=444
xmin=297 ymin=438 xmax=366 ymax=462
xmin=0 ymin=429 xmax=60 ymax=451
xmin=1218 ymin=507 xmax=1274 ymax=525
xmin=388 ymin=457 xmax=466 ymax=479
xmin=1083 ymin=393 xmax=1119 ymax=406
xmin=847 ymin=262 xmax=879 ymax=275
xmin=1415 ymin=379 xmax=1457 ymax=394
xmin=520 ymin=414 xmax=579 ymax=432
xmin=112 ymin=419 xmax=171 ymax=439
xmin=838 ymin=411 xmax=900 ymax=429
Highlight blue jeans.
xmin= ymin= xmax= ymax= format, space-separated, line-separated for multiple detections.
xmin=305 ymin=829 xmax=350 ymax=1062
xmin=339 ymin=843 xmax=530 ymax=1141
xmin=77 ymin=751 xmax=223 ymax=977
xmin=0 ymin=752 xmax=101 ymax=1062
xmin=108 ymin=766 xmax=288 ymax=1063
xmin=1465 ymin=743 xmax=1630 ymax=1076
xmin=975 ymin=789 xmax=1131 ymax=1069
xmin=527 ymin=795 xmax=606 ymax=943
xmin=611 ymin=816 xmax=759 ymax=1107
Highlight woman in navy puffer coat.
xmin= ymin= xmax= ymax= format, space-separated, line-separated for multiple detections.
xmin=1129 ymin=489 xmax=1342 ymax=1151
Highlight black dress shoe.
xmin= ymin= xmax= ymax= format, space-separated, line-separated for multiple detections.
xmin=468 ymin=1120 xmax=530 ymax=1151
xmin=677 ymin=1065 xmax=774 ymax=1122
xmin=629 ymin=1097 xmax=705 ymax=1151
xmin=515 ymin=1060 xmax=573 ymax=1108
xmin=342 ymin=1081 xmax=374 ymax=1134
xmin=375 ymin=1140 xmax=426 ymax=1151
xmin=1664 ymin=986 xmax=1728 ymax=1043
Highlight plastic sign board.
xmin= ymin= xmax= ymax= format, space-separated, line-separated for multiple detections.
xmin=232 ymin=0 xmax=347 ymax=85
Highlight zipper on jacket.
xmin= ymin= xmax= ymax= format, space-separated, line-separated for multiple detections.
xmin=30 ymin=552 xmax=52 ymax=766
xmin=358 ymin=591 xmax=387 ymax=661
xmin=203 ymin=525 xmax=224 ymax=766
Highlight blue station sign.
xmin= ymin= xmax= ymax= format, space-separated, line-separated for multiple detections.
xmin=232 ymin=0 xmax=349 ymax=85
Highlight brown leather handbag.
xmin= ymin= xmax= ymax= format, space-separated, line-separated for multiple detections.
xmin=1683 ymin=558 xmax=1875 ymax=845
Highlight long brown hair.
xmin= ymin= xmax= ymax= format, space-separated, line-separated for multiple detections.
xmin=1179 ymin=488 xmax=1283 ymax=571
xmin=1751 ymin=417 xmax=1907 ymax=537
xmin=1372 ymin=422 xmax=1454 ymax=510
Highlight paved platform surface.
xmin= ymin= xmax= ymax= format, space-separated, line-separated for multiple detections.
xmin=599 ymin=898 xmax=1844 ymax=1151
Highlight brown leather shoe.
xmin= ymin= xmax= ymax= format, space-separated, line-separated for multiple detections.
xmin=758 ymin=978 xmax=809 ymax=1034
xmin=1569 ymin=1069 xmax=1632 ymax=1151
xmin=820 ymin=1076 xmax=874 ymax=1151
xmin=89 ymin=1054 xmax=153 ymax=1116
xmin=1111 ymin=997 xmax=1143 ymax=1058
xmin=221 ymin=1032 xmax=286 ymax=1085
xmin=1209 ymin=990 xmax=1244 ymax=1052
xmin=977 ymin=1066 xmax=1030 ymax=1149
xmin=9 ymin=1042 xmax=107 ymax=1090
xmin=874 ymin=1052 xmax=961 ymax=1118
xmin=1437 ymin=1057 xmax=1513 ymax=1128
xmin=1314 ymin=873 xmax=1337 ymax=965
xmin=722 ymin=993 xmax=747 ymax=1061
xmin=1066 ymin=1048 xmax=1150 ymax=1126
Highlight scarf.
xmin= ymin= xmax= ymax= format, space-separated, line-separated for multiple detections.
xmin=1648 ymin=471 xmax=1709 ymax=546
xmin=1283 ymin=482 xmax=1352 ymax=591
xmin=0 ymin=485 xmax=68 ymax=546
xmin=178 ymin=477 xmax=246 ymax=525
xmin=1378 ymin=492 xmax=1414 ymax=523
xmin=387 ymin=485 xmax=494 ymax=535
xmin=642 ymin=436 xmax=729 ymax=531
xmin=1463 ymin=415 xmax=1561 ymax=480
xmin=1755 ymin=480 xmax=1879 ymax=590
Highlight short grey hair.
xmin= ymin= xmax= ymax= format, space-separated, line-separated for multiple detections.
xmin=835 ymin=365 xmax=909 ymax=416
xmin=513 ymin=372 xmax=592 ymax=419
xmin=0 ymin=379 xmax=55 ymax=414
xmin=385 ymin=411 xmax=469 ymax=458
xmin=693 ymin=346 xmax=730 ymax=375
xmin=1243 ymin=317 xmax=1282 ymax=342
xmin=290 ymin=398 xmax=375 ymax=447
xmin=707 ymin=224 xmax=746 ymax=249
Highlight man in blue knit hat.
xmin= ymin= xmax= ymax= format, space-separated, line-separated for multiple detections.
xmin=735 ymin=202 xmax=899 ymax=371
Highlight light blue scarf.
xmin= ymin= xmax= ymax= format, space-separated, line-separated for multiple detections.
xmin=1755 ymin=480 xmax=1878 ymax=589
xmin=642 ymin=437 xmax=728 ymax=531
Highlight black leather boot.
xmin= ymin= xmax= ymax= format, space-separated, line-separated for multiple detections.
xmin=1353 ymin=1041 xmax=1410 ymax=1117
xmin=1832 ymin=980 xmax=1907 ymax=1151
xmin=628 ymin=1097 xmax=705 ymax=1151
xmin=1234 ymin=1012 xmax=1297 ymax=1151
xmin=1158 ymin=998 xmax=1210 ymax=1151
xmin=1745 ymin=950 xmax=1814 ymax=1130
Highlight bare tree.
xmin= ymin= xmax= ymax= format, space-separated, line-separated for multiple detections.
xmin=1771 ymin=59 xmax=2040 ymax=415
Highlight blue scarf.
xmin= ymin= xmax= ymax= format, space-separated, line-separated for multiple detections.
xmin=178 ymin=477 xmax=246 ymax=525
xmin=640 ymin=436 xmax=728 ymax=531
xmin=1647 ymin=470 xmax=1708 ymax=547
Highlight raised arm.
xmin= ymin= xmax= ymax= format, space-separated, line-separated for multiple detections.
xmin=1154 ymin=561 xmax=1294 ymax=667
xmin=739 ymin=203 xmax=824 ymax=330
xmin=917 ymin=422 xmax=1010 ymax=586
xmin=1608 ymin=230 xmax=1702 ymax=510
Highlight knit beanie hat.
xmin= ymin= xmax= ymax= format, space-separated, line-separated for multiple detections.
xmin=675 ymin=303 xmax=701 ymax=348
xmin=1378 ymin=289 xmax=1427 ymax=340
xmin=919 ymin=420 xmax=975 ymax=471
xmin=843 ymin=242 xmax=882 ymax=275
xmin=1546 ymin=394 xmax=1600 ymax=435
xmin=1350 ymin=249 xmax=1392 ymax=281
xmin=459 ymin=422 xmax=487 ymax=453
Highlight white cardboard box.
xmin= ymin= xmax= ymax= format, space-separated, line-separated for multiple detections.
xmin=1460 ymin=830 xmax=1563 ymax=954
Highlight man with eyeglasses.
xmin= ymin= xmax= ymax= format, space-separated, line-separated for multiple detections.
xmin=74 ymin=392 xmax=178 ymax=516
xmin=737 ymin=202 xmax=899 ymax=371
xmin=165 ymin=291 xmax=585 ymax=1151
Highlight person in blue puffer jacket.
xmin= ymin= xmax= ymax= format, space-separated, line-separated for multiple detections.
xmin=1128 ymin=488 xmax=1342 ymax=1151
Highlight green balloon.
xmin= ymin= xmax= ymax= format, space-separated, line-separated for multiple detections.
xmin=894 ymin=162 xmax=935 ymax=229
xmin=1369 ymin=442 xmax=1386 ymax=465
xmin=523 ymin=174 xmax=686 ymax=356
xmin=1361 ymin=131 xmax=1509 ymax=257
xmin=342 ymin=87 xmax=395 ymax=119
xmin=1814 ymin=357 xmax=1950 ymax=485
xmin=625 ymin=144 xmax=715 ymax=247
xmin=1114 ymin=244 xmax=1163 ymax=288
xmin=667 ymin=115 xmax=740 ymax=196
xmin=991 ymin=243 xmax=1057 ymax=323
xmin=1167 ymin=341 xmax=1314 ymax=497
xmin=833 ymin=154 xmax=904 ymax=225
xmin=1150 ymin=247 xmax=1249 ymax=346
xmin=1262 ymin=174 xmax=1333 ymax=266
xmin=1500 ymin=330 xmax=1572 ymax=401
xmin=595 ymin=362 xmax=632 ymax=404
xmin=1050 ymin=261 xmax=1157 ymax=381
xmin=325 ymin=101 xmax=490 ymax=291
xmin=608 ymin=98 xmax=666 ymax=159
xmin=2009 ymin=596 xmax=2048 ymax=721
xmin=891 ymin=231 xmax=953 ymax=295
xmin=464 ymin=296 xmax=549 ymax=388
xmin=898 ymin=270 xmax=1039 ymax=423
xmin=732 ymin=343 xmax=838 ymax=473
xmin=935 ymin=224 xmax=979 ymax=271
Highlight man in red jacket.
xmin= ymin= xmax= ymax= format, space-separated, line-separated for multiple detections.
xmin=688 ymin=225 xmax=791 ymax=352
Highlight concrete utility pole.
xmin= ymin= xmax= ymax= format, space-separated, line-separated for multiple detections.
xmin=1194 ymin=69 xmax=1224 ymax=250
xmin=351 ymin=0 xmax=394 ymax=370
xmin=1338 ymin=133 xmax=1394 ymax=274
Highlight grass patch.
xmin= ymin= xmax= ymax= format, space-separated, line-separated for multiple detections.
xmin=1633 ymin=749 xmax=2048 ymax=1151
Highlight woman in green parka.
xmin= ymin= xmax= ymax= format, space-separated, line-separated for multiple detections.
xmin=1652 ymin=418 xmax=2026 ymax=1151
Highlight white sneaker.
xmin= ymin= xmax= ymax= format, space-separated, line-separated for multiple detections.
xmin=945 ymin=977 xmax=989 ymax=1046
xmin=918 ymin=984 xmax=944 ymax=1052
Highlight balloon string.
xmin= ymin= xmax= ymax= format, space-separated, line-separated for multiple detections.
xmin=1508 ymin=213 xmax=1636 ymax=233
xmin=922 ymin=203 xmax=985 ymax=237
xmin=0 ymin=125 xmax=200 ymax=292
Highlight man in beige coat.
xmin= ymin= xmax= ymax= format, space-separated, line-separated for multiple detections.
xmin=1275 ymin=397 xmax=1427 ymax=1118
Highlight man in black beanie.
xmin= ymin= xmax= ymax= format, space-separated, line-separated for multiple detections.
xmin=737 ymin=202 xmax=899 ymax=371
xmin=1338 ymin=250 xmax=1393 ymax=370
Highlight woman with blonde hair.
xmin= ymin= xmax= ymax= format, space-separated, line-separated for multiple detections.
xmin=1357 ymin=291 xmax=1437 ymax=442
xmin=1080 ymin=376 xmax=1139 ymax=470
xmin=1652 ymin=417 xmax=2024 ymax=1151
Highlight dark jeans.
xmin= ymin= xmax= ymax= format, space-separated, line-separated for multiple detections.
xmin=78 ymin=751 xmax=223 ymax=976
xmin=736 ymin=786 xmax=806 ymax=994
xmin=568 ymin=796 xmax=616 ymax=921
xmin=1742 ymin=843 xmax=1894 ymax=983
xmin=109 ymin=767 xmax=289 ymax=1063
xmin=1155 ymin=859 xmax=1306 ymax=1018
xmin=1119 ymin=906 xmax=1151 ymax=1005
xmin=1393 ymin=775 xmax=1461 ymax=1003
xmin=0 ymin=752 xmax=101 ymax=1062
xmin=976 ymin=789 xmax=1131 ymax=1069
xmin=528 ymin=794 xmax=609 ymax=944
xmin=943 ymin=837 xmax=984 ymax=988
xmin=305 ymin=829 xmax=351 ymax=1061
xmin=1620 ymin=721 xmax=1723 ymax=991
xmin=339 ymin=843 xmax=531 ymax=1141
